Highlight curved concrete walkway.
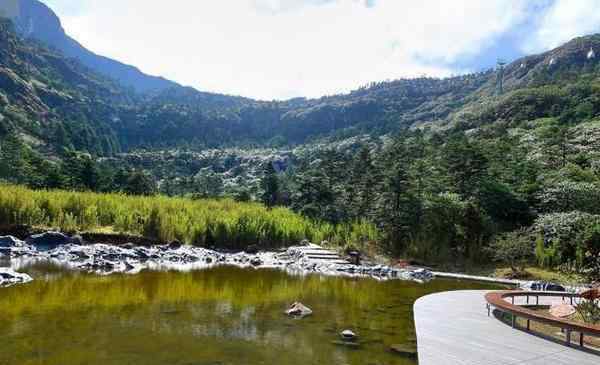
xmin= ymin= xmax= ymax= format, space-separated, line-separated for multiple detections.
xmin=414 ymin=290 xmax=599 ymax=365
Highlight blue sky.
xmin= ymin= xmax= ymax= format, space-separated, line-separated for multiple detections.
xmin=40 ymin=0 xmax=600 ymax=100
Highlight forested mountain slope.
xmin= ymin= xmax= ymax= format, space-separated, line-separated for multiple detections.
xmin=3 ymin=1 xmax=600 ymax=154
xmin=3 ymin=3 xmax=600 ymax=275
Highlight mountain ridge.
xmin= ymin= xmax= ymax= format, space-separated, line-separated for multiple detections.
xmin=9 ymin=0 xmax=181 ymax=94
xmin=1 ymin=1 xmax=600 ymax=156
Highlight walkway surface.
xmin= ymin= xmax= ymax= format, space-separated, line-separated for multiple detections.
xmin=414 ymin=290 xmax=599 ymax=365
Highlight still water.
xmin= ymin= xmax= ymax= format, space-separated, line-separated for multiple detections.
xmin=0 ymin=266 xmax=502 ymax=365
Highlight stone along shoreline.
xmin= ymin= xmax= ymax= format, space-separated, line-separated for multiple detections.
xmin=0 ymin=232 xmax=433 ymax=286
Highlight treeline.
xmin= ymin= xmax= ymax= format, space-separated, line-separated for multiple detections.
xmin=0 ymin=134 xmax=155 ymax=195
xmin=267 ymin=129 xmax=534 ymax=264
xmin=255 ymin=117 xmax=599 ymax=278
xmin=0 ymin=185 xmax=378 ymax=249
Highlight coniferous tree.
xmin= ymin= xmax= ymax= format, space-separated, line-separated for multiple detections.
xmin=260 ymin=161 xmax=280 ymax=208
xmin=444 ymin=134 xmax=489 ymax=199
xmin=376 ymin=137 xmax=420 ymax=253
xmin=350 ymin=146 xmax=378 ymax=219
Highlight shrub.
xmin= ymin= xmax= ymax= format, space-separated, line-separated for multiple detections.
xmin=487 ymin=228 xmax=534 ymax=274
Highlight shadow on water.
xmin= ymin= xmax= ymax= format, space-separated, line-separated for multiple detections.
xmin=0 ymin=265 xmax=502 ymax=365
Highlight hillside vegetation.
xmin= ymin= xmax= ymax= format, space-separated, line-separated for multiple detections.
xmin=2 ymin=10 xmax=600 ymax=279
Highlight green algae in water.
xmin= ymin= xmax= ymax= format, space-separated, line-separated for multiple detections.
xmin=0 ymin=267 xmax=502 ymax=365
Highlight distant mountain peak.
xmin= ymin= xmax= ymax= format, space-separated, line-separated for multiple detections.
xmin=9 ymin=0 xmax=181 ymax=94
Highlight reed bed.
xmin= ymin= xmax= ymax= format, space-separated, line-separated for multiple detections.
xmin=0 ymin=184 xmax=378 ymax=248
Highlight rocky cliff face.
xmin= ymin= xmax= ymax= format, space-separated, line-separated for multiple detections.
xmin=11 ymin=0 xmax=180 ymax=94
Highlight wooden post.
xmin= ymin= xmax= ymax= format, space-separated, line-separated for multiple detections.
xmin=526 ymin=319 xmax=530 ymax=331
xmin=580 ymin=333 xmax=584 ymax=347
xmin=536 ymin=296 xmax=539 ymax=306
xmin=566 ymin=330 xmax=571 ymax=347
xmin=526 ymin=295 xmax=529 ymax=304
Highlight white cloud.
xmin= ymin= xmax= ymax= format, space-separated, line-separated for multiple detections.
xmin=523 ymin=0 xmax=600 ymax=53
xmin=46 ymin=0 xmax=535 ymax=100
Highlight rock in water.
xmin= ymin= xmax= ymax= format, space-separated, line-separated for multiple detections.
xmin=0 ymin=268 xmax=33 ymax=287
xmin=285 ymin=302 xmax=313 ymax=318
xmin=0 ymin=236 xmax=23 ymax=247
xmin=341 ymin=329 xmax=357 ymax=340
xmin=25 ymin=231 xmax=72 ymax=250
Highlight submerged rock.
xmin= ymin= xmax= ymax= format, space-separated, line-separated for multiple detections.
xmin=285 ymin=302 xmax=313 ymax=318
xmin=332 ymin=340 xmax=361 ymax=348
xmin=389 ymin=344 xmax=417 ymax=358
xmin=0 ymin=268 xmax=33 ymax=287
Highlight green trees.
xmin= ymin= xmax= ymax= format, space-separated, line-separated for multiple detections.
xmin=376 ymin=139 xmax=420 ymax=253
xmin=124 ymin=171 xmax=157 ymax=196
xmin=349 ymin=147 xmax=378 ymax=219
xmin=260 ymin=161 xmax=280 ymax=208
xmin=487 ymin=228 xmax=534 ymax=274
xmin=443 ymin=134 xmax=489 ymax=199
xmin=578 ymin=224 xmax=600 ymax=281
xmin=192 ymin=170 xmax=223 ymax=198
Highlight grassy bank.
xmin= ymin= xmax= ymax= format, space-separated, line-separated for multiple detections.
xmin=0 ymin=185 xmax=379 ymax=249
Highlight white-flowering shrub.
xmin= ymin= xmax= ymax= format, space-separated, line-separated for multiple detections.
xmin=537 ymin=181 xmax=600 ymax=214
xmin=533 ymin=211 xmax=600 ymax=269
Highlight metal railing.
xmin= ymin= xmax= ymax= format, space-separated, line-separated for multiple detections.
xmin=485 ymin=291 xmax=600 ymax=348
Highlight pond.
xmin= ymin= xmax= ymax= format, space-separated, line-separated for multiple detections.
xmin=0 ymin=265 xmax=503 ymax=365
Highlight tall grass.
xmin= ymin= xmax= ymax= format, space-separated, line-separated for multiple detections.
xmin=0 ymin=184 xmax=379 ymax=248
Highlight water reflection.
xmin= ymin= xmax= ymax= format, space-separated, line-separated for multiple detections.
xmin=0 ymin=266 xmax=502 ymax=365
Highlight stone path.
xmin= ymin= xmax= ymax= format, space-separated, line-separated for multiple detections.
xmin=414 ymin=290 xmax=599 ymax=365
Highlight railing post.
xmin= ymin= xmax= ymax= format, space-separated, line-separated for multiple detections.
xmin=580 ymin=332 xmax=584 ymax=347
xmin=526 ymin=319 xmax=530 ymax=331
xmin=536 ymin=295 xmax=539 ymax=306
xmin=566 ymin=330 xmax=571 ymax=347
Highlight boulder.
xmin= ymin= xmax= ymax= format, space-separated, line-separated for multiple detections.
xmin=285 ymin=302 xmax=313 ymax=318
xmin=70 ymin=234 xmax=85 ymax=245
xmin=25 ymin=231 xmax=71 ymax=250
xmin=250 ymin=257 xmax=263 ymax=266
xmin=0 ymin=268 xmax=33 ymax=287
xmin=0 ymin=235 xmax=23 ymax=247
xmin=408 ymin=268 xmax=433 ymax=282
xmin=168 ymin=240 xmax=182 ymax=250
